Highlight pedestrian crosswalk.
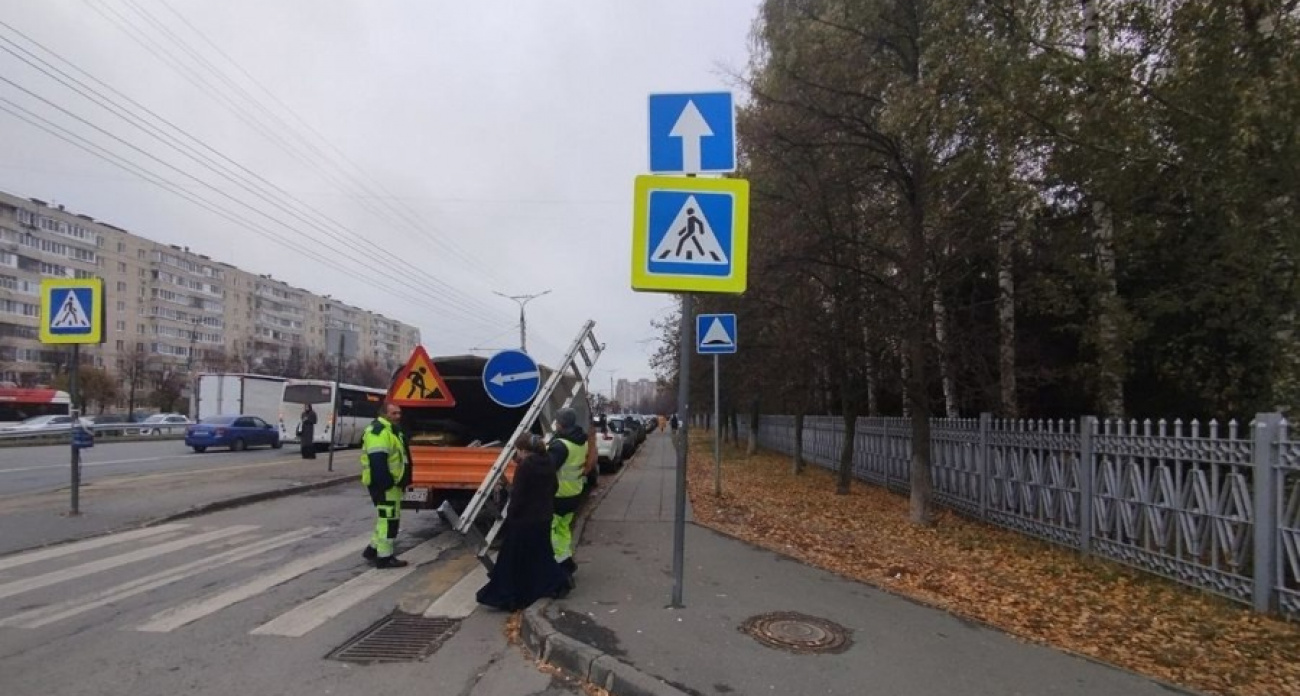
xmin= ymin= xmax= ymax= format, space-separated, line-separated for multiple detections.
xmin=0 ymin=522 xmax=481 ymax=638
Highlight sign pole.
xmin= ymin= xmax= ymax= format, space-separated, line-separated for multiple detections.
xmin=713 ymin=353 xmax=721 ymax=496
xmin=69 ymin=343 xmax=81 ymax=516
xmin=672 ymin=292 xmax=691 ymax=609
xmin=327 ymin=332 xmax=343 ymax=473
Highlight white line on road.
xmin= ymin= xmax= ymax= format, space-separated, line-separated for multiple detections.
xmin=136 ymin=532 xmax=376 ymax=633
xmin=0 ymin=524 xmax=189 ymax=572
xmin=250 ymin=535 xmax=458 ymax=637
xmin=423 ymin=564 xmax=487 ymax=619
xmin=0 ymin=456 xmax=176 ymax=475
xmin=0 ymin=527 xmax=322 ymax=628
xmin=0 ymin=525 xmax=258 ymax=601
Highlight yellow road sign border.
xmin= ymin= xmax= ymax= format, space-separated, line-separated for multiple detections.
xmin=631 ymin=174 xmax=749 ymax=294
xmin=39 ymin=277 xmax=105 ymax=344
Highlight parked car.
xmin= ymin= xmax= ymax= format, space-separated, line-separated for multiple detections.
xmin=185 ymin=415 xmax=282 ymax=453
xmin=607 ymin=417 xmax=637 ymax=459
xmin=592 ymin=418 xmax=624 ymax=473
xmin=134 ymin=413 xmax=193 ymax=436
xmin=616 ymin=413 xmax=646 ymax=445
xmin=0 ymin=414 xmax=91 ymax=434
xmin=88 ymin=414 xmax=130 ymax=436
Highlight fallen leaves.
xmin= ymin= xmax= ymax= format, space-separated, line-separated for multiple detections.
xmin=685 ymin=434 xmax=1300 ymax=696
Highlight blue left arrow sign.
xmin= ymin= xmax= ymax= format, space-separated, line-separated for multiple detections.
xmin=483 ymin=350 xmax=542 ymax=408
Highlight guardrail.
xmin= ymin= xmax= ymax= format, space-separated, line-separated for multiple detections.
xmin=0 ymin=422 xmax=189 ymax=446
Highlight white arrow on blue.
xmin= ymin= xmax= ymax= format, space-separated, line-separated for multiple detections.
xmin=670 ymin=100 xmax=713 ymax=174
xmin=489 ymin=370 xmax=540 ymax=387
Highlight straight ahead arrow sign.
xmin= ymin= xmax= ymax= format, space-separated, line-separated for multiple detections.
xmin=489 ymin=370 xmax=540 ymax=387
xmin=670 ymin=100 xmax=712 ymax=174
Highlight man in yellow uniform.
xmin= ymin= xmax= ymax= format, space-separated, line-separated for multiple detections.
xmin=516 ymin=407 xmax=591 ymax=579
xmin=360 ymin=403 xmax=411 ymax=569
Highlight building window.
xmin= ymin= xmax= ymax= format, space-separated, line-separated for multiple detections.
xmin=137 ymin=249 xmax=145 ymax=259
xmin=117 ymin=242 xmax=125 ymax=253
xmin=115 ymin=340 xmax=124 ymax=351
xmin=116 ymin=300 xmax=125 ymax=312
xmin=116 ymin=320 xmax=126 ymax=331
xmin=117 ymin=261 xmax=126 ymax=273
xmin=137 ymin=323 xmax=145 ymax=335
xmin=116 ymin=281 xmax=127 ymax=292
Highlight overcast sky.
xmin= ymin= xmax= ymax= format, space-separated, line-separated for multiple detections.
xmin=0 ymin=0 xmax=761 ymax=396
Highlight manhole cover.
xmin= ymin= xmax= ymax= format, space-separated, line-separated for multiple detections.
xmin=740 ymin=612 xmax=852 ymax=654
xmin=328 ymin=614 xmax=460 ymax=664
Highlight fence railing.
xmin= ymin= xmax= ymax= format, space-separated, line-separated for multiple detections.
xmin=752 ymin=413 xmax=1300 ymax=620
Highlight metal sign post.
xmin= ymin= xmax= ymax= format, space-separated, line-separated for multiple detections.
xmin=69 ymin=344 xmax=81 ymax=515
xmin=714 ymin=354 xmax=721 ymax=496
xmin=671 ymin=293 xmax=692 ymax=608
xmin=327 ymin=332 xmax=343 ymax=473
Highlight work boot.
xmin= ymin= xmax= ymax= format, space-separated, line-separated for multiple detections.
xmin=374 ymin=556 xmax=409 ymax=569
xmin=362 ymin=546 xmax=377 ymax=561
xmin=560 ymin=558 xmax=577 ymax=576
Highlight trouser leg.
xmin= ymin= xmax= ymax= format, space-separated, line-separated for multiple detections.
xmin=370 ymin=486 xmax=402 ymax=558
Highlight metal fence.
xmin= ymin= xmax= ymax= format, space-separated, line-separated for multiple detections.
xmin=753 ymin=413 xmax=1300 ymax=620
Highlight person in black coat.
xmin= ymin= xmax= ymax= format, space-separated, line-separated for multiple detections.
xmin=299 ymin=404 xmax=318 ymax=459
xmin=476 ymin=450 xmax=572 ymax=611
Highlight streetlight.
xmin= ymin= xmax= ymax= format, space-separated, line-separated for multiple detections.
xmin=493 ymin=289 xmax=551 ymax=353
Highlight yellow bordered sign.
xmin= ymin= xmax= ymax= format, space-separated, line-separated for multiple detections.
xmin=39 ymin=278 xmax=105 ymax=345
xmin=630 ymin=175 xmax=749 ymax=294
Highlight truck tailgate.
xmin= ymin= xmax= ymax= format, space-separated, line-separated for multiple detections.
xmin=409 ymin=446 xmax=513 ymax=490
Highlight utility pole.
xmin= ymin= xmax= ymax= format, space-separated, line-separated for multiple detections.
xmin=493 ymin=289 xmax=551 ymax=353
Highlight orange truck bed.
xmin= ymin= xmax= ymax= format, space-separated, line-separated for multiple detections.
xmin=408 ymin=445 xmax=513 ymax=491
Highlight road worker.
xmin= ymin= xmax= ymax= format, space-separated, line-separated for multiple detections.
xmin=515 ymin=407 xmax=591 ymax=580
xmin=360 ymin=402 xmax=411 ymax=569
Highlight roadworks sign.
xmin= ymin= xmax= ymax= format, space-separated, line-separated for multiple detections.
xmin=387 ymin=346 xmax=455 ymax=408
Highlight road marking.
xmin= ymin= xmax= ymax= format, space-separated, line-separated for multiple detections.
xmin=0 ymin=525 xmax=258 ymax=601
xmin=423 ymin=563 xmax=487 ymax=619
xmin=136 ymin=532 xmax=374 ymax=633
xmin=0 ymin=456 xmax=171 ymax=475
xmin=250 ymin=534 xmax=457 ymax=637
xmin=0 ymin=528 xmax=321 ymax=629
xmin=0 ymin=524 xmax=189 ymax=572
xmin=85 ymin=457 xmax=305 ymax=488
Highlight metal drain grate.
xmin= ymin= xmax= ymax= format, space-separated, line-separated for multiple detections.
xmin=740 ymin=612 xmax=852 ymax=654
xmin=328 ymin=614 xmax=460 ymax=664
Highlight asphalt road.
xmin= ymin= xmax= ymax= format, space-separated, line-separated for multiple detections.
xmin=0 ymin=440 xmax=298 ymax=496
xmin=0 ymin=486 xmax=582 ymax=696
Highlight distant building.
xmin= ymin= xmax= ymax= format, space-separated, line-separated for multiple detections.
xmin=615 ymin=377 xmax=657 ymax=411
xmin=0 ymin=190 xmax=420 ymax=389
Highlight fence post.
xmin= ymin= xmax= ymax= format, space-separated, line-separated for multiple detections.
xmin=883 ymin=418 xmax=893 ymax=490
xmin=978 ymin=413 xmax=991 ymax=521
xmin=1252 ymin=413 xmax=1282 ymax=613
xmin=1079 ymin=416 xmax=1097 ymax=555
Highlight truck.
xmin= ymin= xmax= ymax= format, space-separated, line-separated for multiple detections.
xmin=399 ymin=354 xmax=593 ymax=512
xmin=191 ymin=373 xmax=288 ymax=424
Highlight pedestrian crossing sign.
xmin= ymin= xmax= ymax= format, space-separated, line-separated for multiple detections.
xmin=631 ymin=174 xmax=749 ymax=294
xmin=387 ymin=345 xmax=455 ymax=408
xmin=39 ymin=278 xmax=104 ymax=344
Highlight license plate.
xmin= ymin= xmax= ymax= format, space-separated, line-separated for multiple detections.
xmin=401 ymin=489 xmax=429 ymax=503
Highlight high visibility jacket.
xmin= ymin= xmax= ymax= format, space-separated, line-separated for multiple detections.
xmin=555 ymin=438 xmax=588 ymax=499
xmin=360 ymin=417 xmax=407 ymax=488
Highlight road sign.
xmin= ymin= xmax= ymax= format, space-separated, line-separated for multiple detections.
xmin=631 ymin=175 xmax=749 ymax=294
xmin=39 ymin=278 xmax=104 ymax=344
xmin=697 ymin=314 xmax=737 ymax=354
xmin=649 ymin=92 xmax=735 ymax=174
xmin=387 ymin=346 xmax=455 ymax=408
xmin=482 ymin=349 xmax=541 ymax=408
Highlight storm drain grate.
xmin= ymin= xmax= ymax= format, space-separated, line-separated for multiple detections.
xmin=327 ymin=614 xmax=460 ymax=664
xmin=740 ymin=611 xmax=852 ymax=654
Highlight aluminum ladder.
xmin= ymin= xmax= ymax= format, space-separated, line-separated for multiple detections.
xmin=438 ymin=320 xmax=603 ymax=570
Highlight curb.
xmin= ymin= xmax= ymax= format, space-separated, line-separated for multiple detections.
xmin=521 ymin=435 xmax=689 ymax=696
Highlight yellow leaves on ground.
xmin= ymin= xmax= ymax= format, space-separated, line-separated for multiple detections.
xmin=685 ymin=434 xmax=1300 ymax=696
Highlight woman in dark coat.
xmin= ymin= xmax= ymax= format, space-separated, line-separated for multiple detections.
xmin=299 ymin=404 xmax=317 ymax=459
xmin=476 ymin=450 xmax=572 ymax=611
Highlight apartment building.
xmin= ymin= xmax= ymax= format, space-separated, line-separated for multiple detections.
xmin=615 ymin=378 xmax=657 ymax=410
xmin=0 ymin=191 xmax=421 ymax=389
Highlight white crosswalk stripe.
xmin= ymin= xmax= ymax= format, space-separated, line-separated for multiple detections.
xmin=0 ymin=524 xmax=189 ymax=572
xmin=0 ymin=528 xmax=322 ymax=629
xmin=0 ymin=525 xmax=258 ymax=601
xmin=423 ymin=564 xmax=488 ymax=619
xmin=250 ymin=535 xmax=460 ymax=637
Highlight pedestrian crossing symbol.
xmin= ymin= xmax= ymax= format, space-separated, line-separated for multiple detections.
xmin=39 ymin=278 xmax=104 ymax=344
xmin=632 ymin=175 xmax=749 ymax=294
xmin=696 ymin=313 xmax=737 ymax=354
xmin=387 ymin=345 xmax=455 ymax=408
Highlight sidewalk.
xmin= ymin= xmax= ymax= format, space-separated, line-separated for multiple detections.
xmin=0 ymin=455 xmax=352 ymax=555
xmin=523 ymin=432 xmax=1195 ymax=696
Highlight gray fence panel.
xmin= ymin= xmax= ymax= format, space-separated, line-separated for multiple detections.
xmin=987 ymin=419 xmax=1083 ymax=548
xmin=1277 ymin=422 xmax=1300 ymax=618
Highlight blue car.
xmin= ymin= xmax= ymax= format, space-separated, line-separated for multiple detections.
xmin=185 ymin=415 xmax=282 ymax=453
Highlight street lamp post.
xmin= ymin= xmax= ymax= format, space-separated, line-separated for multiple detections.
xmin=493 ymin=289 xmax=551 ymax=353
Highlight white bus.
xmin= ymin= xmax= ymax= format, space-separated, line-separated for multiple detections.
xmin=278 ymin=379 xmax=386 ymax=450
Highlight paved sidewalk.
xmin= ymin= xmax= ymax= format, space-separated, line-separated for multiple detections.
xmin=524 ymin=432 xmax=1195 ymax=696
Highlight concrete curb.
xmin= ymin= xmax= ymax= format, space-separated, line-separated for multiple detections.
xmin=520 ymin=436 xmax=690 ymax=696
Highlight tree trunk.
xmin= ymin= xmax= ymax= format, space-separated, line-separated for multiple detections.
xmin=933 ymin=287 xmax=958 ymax=417
xmin=998 ymin=220 xmax=1019 ymax=418
xmin=899 ymin=340 xmax=911 ymax=419
xmin=837 ymin=406 xmax=857 ymax=495
xmin=747 ymin=397 xmax=760 ymax=456
xmin=907 ymin=309 xmax=934 ymax=525
xmin=793 ymin=409 xmax=806 ymax=475
xmin=864 ymin=325 xmax=879 ymax=417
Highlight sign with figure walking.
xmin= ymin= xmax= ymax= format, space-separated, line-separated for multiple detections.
xmin=39 ymin=278 xmax=104 ymax=345
xmin=631 ymin=175 xmax=749 ymax=294
xmin=387 ymin=346 xmax=456 ymax=407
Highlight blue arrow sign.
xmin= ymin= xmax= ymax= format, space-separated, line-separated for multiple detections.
xmin=697 ymin=314 xmax=737 ymax=354
xmin=483 ymin=349 xmax=541 ymax=408
xmin=648 ymin=92 xmax=735 ymax=174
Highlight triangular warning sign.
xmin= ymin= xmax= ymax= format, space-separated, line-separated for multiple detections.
xmin=386 ymin=346 xmax=456 ymax=407
xmin=651 ymin=195 xmax=729 ymax=264
xmin=52 ymin=291 xmax=91 ymax=329
xmin=701 ymin=318 xmax=733 ymax=346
